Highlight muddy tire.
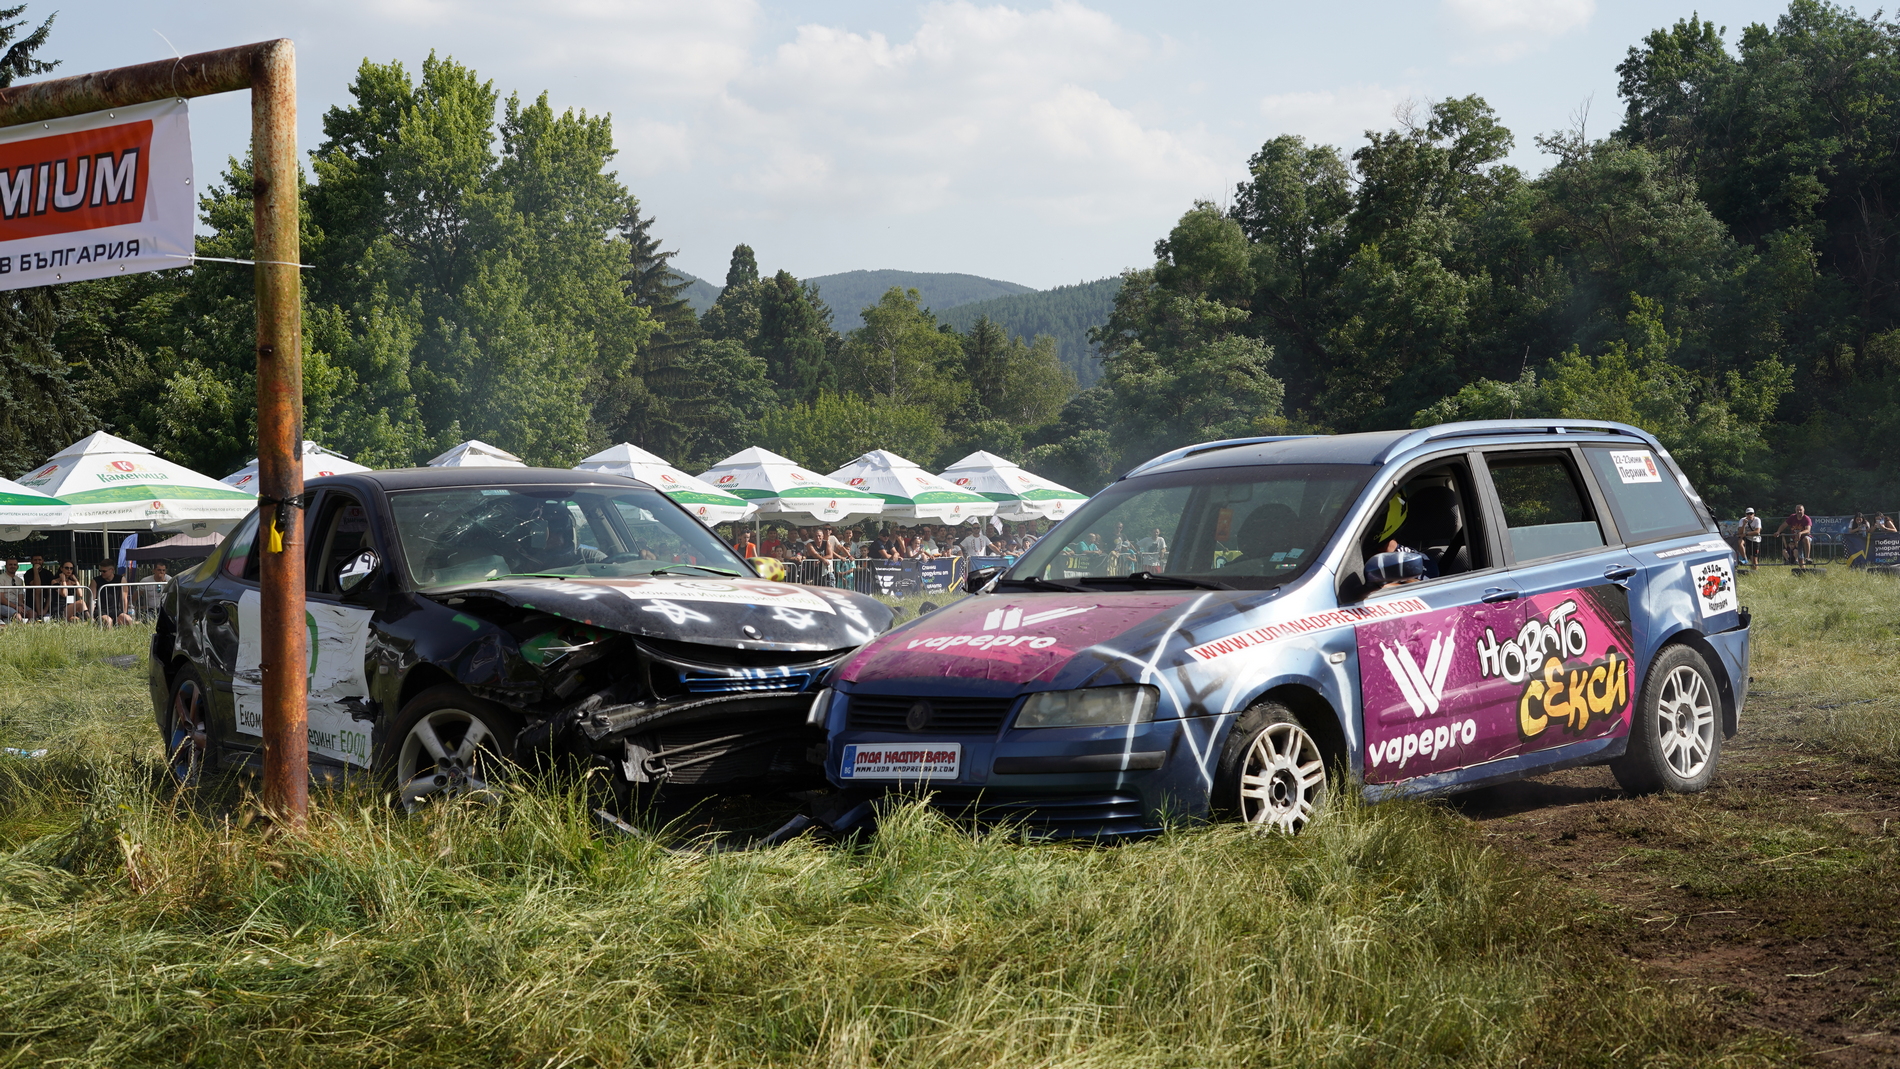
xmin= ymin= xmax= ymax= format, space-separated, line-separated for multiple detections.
xmin=378 ymin=685 xmax=518 ymax=812
xmin=1214 ymin=700 xmax=1333 ymax=833
xmin=166 ymin=666 xmax=213 ymax=785
xmin=1612 ymin=644 xmax=1722 ymax=795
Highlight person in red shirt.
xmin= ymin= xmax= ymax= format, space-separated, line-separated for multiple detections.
xmin=1777 ymin=505 xmax=1813 ymax=565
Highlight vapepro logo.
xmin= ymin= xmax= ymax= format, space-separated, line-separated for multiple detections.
xmin=1380 ymin=631 xmax=1454 ymax=717
xmin=981 ymin=605 xmax=1091 ymax=631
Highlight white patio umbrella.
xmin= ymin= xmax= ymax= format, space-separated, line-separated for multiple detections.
xmin=697 ymin=447 xmax=883 ymax=524
xmin=938 ymin=450 xmax=1089 ymax=522
xmin=827 ymin=450 xmax=997 ymax=525
xmin=17 ymin=431 xmax=256 ymax=530
xmin=0 ymin=475 xmax=71 ymax=541
xmin=222 ymin=441 xmax=371 ymax=493
xmin=427 ymin=439 xmax=526 ymax=468
xmin=573 ymin=443 xmax=756 ymax=526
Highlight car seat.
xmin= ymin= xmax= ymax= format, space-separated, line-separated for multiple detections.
xmin=1393 ymin=485 xmax=1469 ymax=576
xmin=1232 ymin=503 xmax=1303 ymax=567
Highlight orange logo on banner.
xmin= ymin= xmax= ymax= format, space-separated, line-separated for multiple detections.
xmin=0 ymin=120 xmax=152 ymax=239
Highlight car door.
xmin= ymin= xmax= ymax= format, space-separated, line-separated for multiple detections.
xmin=1343 ymin=450 xmax=1528 ymax=787
xmin=1467 ymin=446 xmax=1638 ymax=768
xmin=295 ymin=489 xmax=384 ymax=771
xmin=197 ymin=510 xmax=261 ymax=753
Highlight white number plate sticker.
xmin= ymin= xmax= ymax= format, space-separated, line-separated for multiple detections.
xmin=840 ymin=742 xmax=961 ymax=781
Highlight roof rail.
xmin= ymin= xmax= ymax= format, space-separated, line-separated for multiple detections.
xmin=1120 ymin=435 xmax=1322 ymax=480
xmin=1374 ymin=419 xmax=1657 ymax=463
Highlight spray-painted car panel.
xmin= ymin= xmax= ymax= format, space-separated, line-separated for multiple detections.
xmin=825 ymin=420 xmax=1749 ymax=835
xmin=149 ymin=467 xmax=894 ymax=789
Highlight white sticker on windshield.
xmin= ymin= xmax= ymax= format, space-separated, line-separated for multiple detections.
xmin=1609 ymin=450 xmax=1663 ymax=484
xmin=605 ymin=577 xmax=835 ymax=613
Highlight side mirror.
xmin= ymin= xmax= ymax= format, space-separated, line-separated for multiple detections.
xmin=964 ymin=566 xmax=1001 ymax=594
xmin=337 ymin=549 xmax=381 ymax=593
xmin=1365 ymin=548 xmax=1428 ymax=587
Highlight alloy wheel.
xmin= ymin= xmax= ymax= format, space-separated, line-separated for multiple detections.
xmin=1237 ymin=721 xmax=1326 ymax=833
xmin=396 ymin=708 xmax=502 ymax=812
xmin=1655 ymin=664 xmax=1716 ymax=780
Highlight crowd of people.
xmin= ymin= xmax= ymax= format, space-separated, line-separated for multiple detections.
xmin=722 ymin=521 xmax=1047 ymax=565
xmin=1732 ymin=504 xmax=1898 ymax=570
xmin=0 ymin=555 xmax=170 ymax=628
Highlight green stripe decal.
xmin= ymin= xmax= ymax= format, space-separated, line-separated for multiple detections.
xmin=0 ymin=492 xmax=60 ymax=506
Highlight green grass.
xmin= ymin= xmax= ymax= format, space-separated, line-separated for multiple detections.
xmin=0 ymin=622 xmax=1785 ymax=1068
xmin=1740 ymin=565 xmax=1900 ymax=763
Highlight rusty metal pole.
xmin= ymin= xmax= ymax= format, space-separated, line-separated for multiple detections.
xmin=250 ymin=40 xmax=308 ymax=826
xmin=0 ymin=40 xmax=308 ymax=825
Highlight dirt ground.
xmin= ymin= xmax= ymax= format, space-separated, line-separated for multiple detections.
xmin=1456 ymin=693 xmax=1900 ymax=1066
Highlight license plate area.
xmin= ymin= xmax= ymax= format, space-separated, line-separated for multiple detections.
xmin=840 ymin=742 xmax=962 ymax=781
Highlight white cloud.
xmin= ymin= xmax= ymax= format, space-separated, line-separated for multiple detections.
xmin=690 ymin=1 xmax=1228 ymax=223
xmin=1442 ymin=0 xmax=1594 ymax=61
xmin=1258 ymin=84 xmax=1416 ymax=150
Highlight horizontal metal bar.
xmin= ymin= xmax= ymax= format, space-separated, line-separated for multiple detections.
xmin=0 ymin=40 xmax=285 ymax=126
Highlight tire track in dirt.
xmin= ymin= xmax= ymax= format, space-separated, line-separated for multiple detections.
xmin=1455 ymin=695 xmax=1900 ymax=1067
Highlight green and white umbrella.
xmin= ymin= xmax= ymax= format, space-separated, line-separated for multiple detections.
xmin=573 ymin=443 xmax=756 ymax=526
xmin=0 ymin=475 xmax=70 ymax=541
xmin=938 ymin=450 xmax=1089 ymax=522
xmin=428 ymin=439 xmax=525 ymax=468
xmin=827 ymin=449 xmax=997 ymax=524
xmin=698 ymin=447 xmax=883 ymax=524
xmin=222 ymin=441 xmax=371 ymax=493
xmin=17 ymin=431 xmax=256 ymax=529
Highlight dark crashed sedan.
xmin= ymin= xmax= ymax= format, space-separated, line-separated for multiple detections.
xmin=148 ymin=467 xmax=895 ymax=807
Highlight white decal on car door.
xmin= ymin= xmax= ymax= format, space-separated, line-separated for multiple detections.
xmin=233 ymin=590 xmax=376 ymax=767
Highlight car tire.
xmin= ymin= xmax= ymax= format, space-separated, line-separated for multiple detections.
xmin=1611 ymin=644 xmax=1722 ymax=795
xmin=1213 ymin=700 xmax=1333 ymax=833
xmin=166 ymin=665 xmax=213 ymax=785
xmin=378 ymin=685 xmax=519 ymax=812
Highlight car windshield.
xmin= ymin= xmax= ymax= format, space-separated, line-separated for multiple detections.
xmin=387 ymin=485 xmax=749 ymax=589
xmin=1007 ymin=463 xmax=1372 ymax=591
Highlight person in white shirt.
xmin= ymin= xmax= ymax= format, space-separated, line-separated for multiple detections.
xmin=1138 ymin=528 xmax=1170 ymax=570
xmin=0 ymin=556 xmax=23 ymax=624
xmin=959 ymin=529 xmax=993 ymax=558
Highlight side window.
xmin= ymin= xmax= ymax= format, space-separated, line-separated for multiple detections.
xmin=222 ymin=512 xmax=261 ymax=581
xmin=1582 ymin=446 xmax=1705 ymax=543
xmin=1484 ymin=452 xmax=1605 ymax=562
xmin=1347 ymin=457 xmax=1489 ymax=594
xmin=311 ymin=495 xmax=374 ymax=595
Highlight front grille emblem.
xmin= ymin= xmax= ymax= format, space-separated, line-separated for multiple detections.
xmin=906 ymin=700 xmax=932 ymax=732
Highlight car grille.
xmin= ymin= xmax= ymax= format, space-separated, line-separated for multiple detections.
xmin=925 ymin=789 xmax=1155 ymax=838
xmin=681 ymin=670 xmax=812 ymax=694
xmin=847 ymin=694 xmax=1017 ymax=734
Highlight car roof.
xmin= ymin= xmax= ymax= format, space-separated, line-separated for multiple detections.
xmin=1123 ymin=419 xmax=1664 ymax=480
xmin=306 ymin=466 xmax=658 ymax=493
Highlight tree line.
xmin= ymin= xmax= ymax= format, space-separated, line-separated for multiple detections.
xmin=4 ymin=0 xmax=1899 ymax=515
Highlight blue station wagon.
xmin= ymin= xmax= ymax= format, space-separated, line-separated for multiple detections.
xmin=822 ymin=420 xmax=1750 ymax=837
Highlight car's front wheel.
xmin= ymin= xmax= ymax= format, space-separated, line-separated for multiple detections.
xmin=1214 ymin=701 xmax=1332 ymax=833
xmin=380 ymin=685 xmax=518 ymax=812
xmin=1611 ymin=644 xmax=1722 ymax=794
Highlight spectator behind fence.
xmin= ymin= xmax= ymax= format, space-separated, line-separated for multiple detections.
xmin=960 ymin=526 xmax=993 ymax=559
xmin=1778 ymin=505 xmax=1814 ymax=565
xmin=24 ymin=554 xmax=56 ymax=618
xmin=1736 ymin=507 xmax=1762 ymax=570
xmin=92 ymin=560 xmax=134 ymax=627
xmin=1849 ymin=512 xmax=1869 ymax=534
xmin=0 ymin=556 xmax=21 ymax=625
xmin=137 ymin=562 xmax=170 ymax=616
xmin=52 ymin=560 xmax=88 ymax=622
xmin=1879 ymin=513 xmax=1898 ymax=533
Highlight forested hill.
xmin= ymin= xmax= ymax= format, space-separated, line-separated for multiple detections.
xmin=937 ymin=277 xmax=1121 ymax=388
xmin=808 ymin=271 xmax=1035 ymax=329
xmin=675 ymin=268 xmax=1035 ymax=329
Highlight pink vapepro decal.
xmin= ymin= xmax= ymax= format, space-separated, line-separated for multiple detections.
xmin=1357 ymin=586 xmax=1634 ymax=784
xmin=839 ymin=594 xmax=1192 ymax=685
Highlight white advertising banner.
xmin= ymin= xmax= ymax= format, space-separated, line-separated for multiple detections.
xmin=0 ymin=98 xmax=192 ymax=290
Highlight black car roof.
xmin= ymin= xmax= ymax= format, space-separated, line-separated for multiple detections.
xmin=306 ymin=467 xmax=657 ymax=493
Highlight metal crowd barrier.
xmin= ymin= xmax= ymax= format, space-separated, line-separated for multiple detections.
xmin=0 ymin=581 xmax=167 ymax=625
xmin=771 ymin=556 xmax=994 ymax=597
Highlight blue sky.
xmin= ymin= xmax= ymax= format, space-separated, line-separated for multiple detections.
xmin=54 ymin=0 xmax=1791 ymax=289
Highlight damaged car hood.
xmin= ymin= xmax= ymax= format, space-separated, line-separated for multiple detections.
xmin=427 ymin=574 xmax=893 ymax=651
